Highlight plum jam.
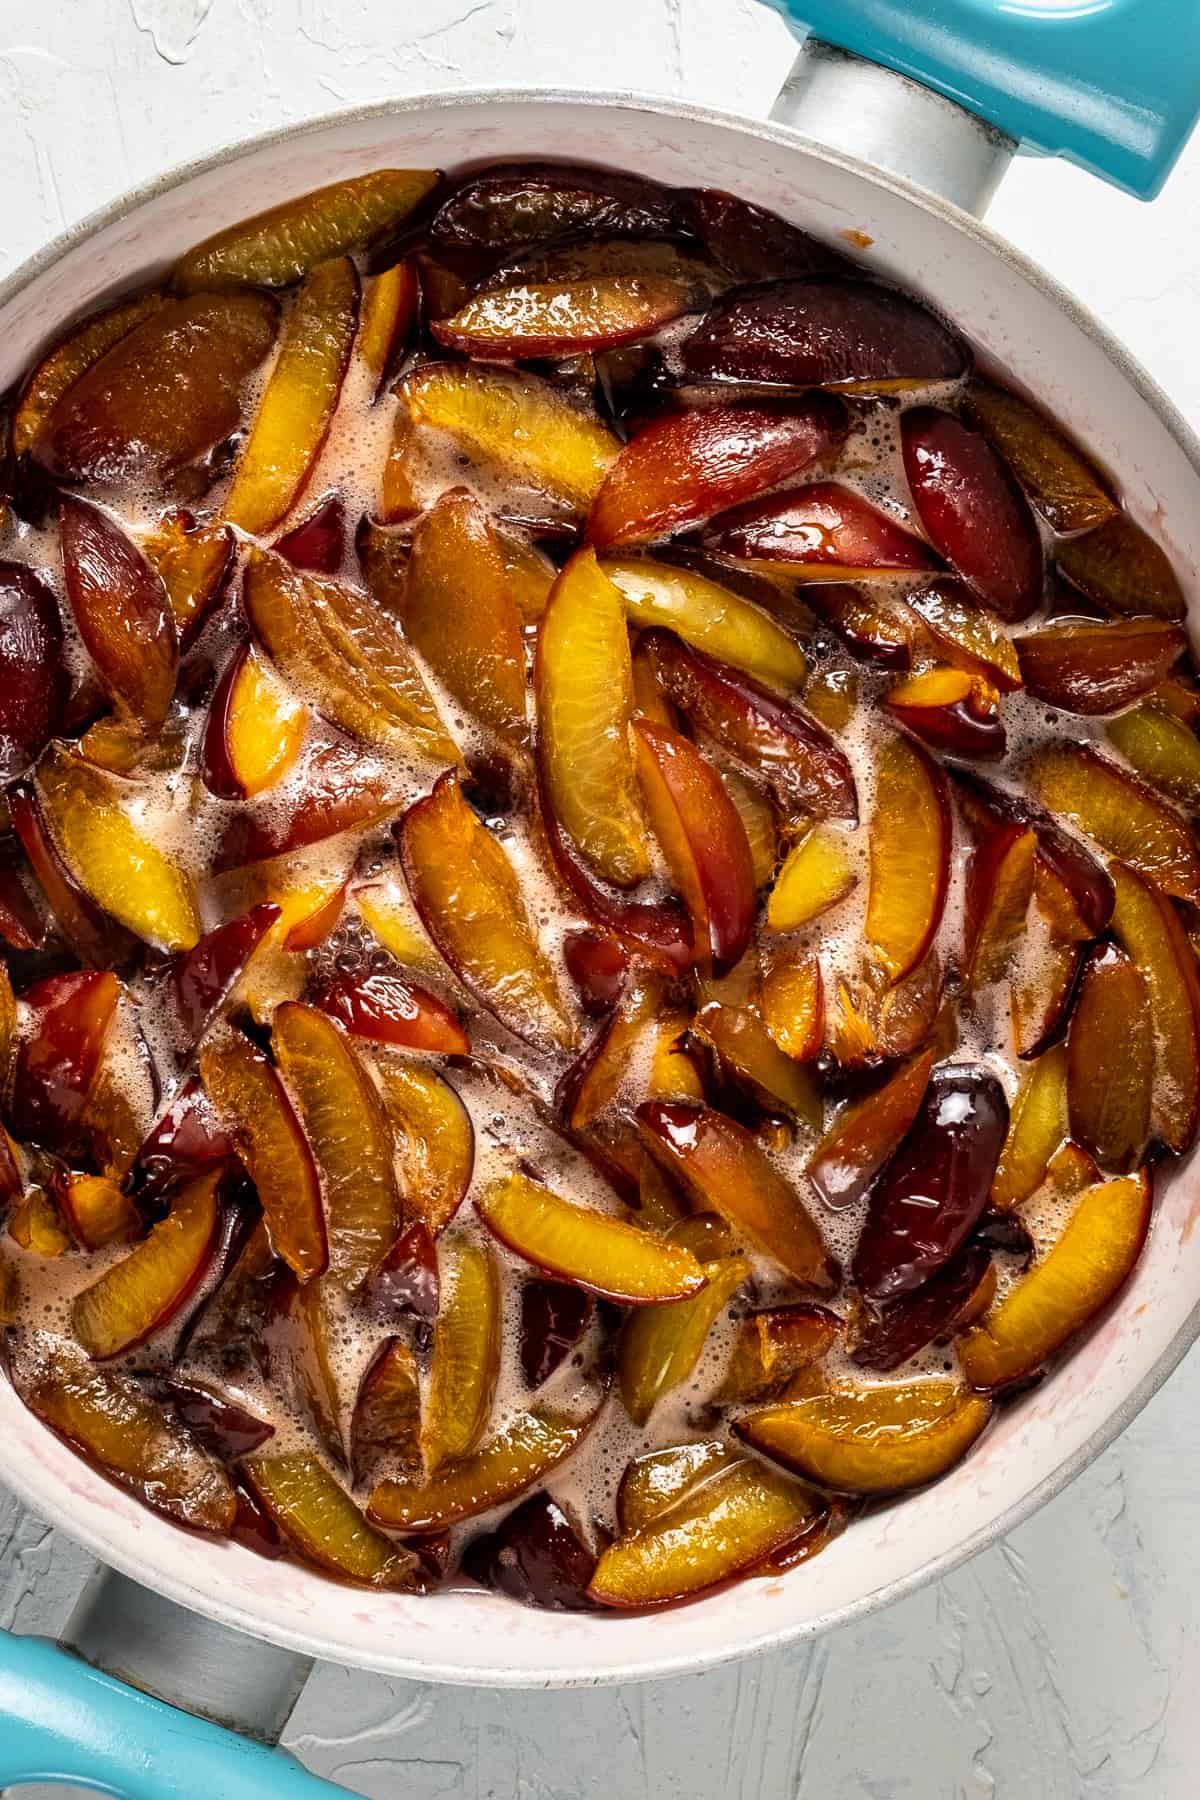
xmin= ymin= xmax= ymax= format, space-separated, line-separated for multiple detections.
xmin=0 ymin=159 xmax=1188 ymax=1610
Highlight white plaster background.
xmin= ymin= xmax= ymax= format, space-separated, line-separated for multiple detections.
xmin=3 ymin=1 xmax=1200 ymax=1794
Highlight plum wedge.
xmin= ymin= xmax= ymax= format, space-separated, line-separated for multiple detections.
xmin=374 ymin=1058 xmax=474 ymax=1235
xmin=430 ymin=163 xmax=679 ymax=252
xmin=1026 ymin=743 xmax=1200 ymax=903
xmin=807 ymin=1049 xmax=934 ymax=1213
xmin=1016 ymin=619 xmax=1185 ymax=715
xmin=434 ymin=272 xmax=696 ymax=360
xmin=521 ymin=1280 xmax=596 ymax=1388
xmin=1066 ymin=942 xmax=1153 ymax=1172
xmin=719 ymin=1305 xmax=841 ymax=1403
xmin=864 ymin=733 xmax=951 ymax=984
xmin=175 ymin=169 xmax=439 ymax=290
xmin=60 ymin=498 xmax=178 ymax=735
xmin=225 ymin=257 xmax=358 ymax=535
xmin=202 ymin=643 xmax=308 ymax=801
xmin=619 ymin=1244 xmax=750 ymax=1423
xmin=212 ymin=739 xmax=406 ymax=871
xmin=883 ymin=665 xmax=1006 ymax=762
xmin=12 ymin=292 xmax=166 ymax=457
xmin=536 ymin=550 xmax=650 ymax=889
xmin=1055 ymin=514 xmax=1185 ymax=622
xmin=0 ymin=564 xmax=68 ymax=779
xmin=370 ymin=1403 xmax=598 ymax=1532
xmin=638 ymin=1100 xmax=837 ymax=1289
xmin=991 ymin=1043 xmax=1068 ymax=1211
xmin=601 ymin=558 xmax=807 ymax=689
xmin=766 ymin=826 xmax=856 ymax=932
xmin=588 ymin=394 xmax=849 ymax=549
xmin=478 ymin=1172 xmax=706 ymax=1305
xmin=959 ymin=1170 xmax=1152 ymax=1389
xmin=34 ymin=292 xmax=278 ymax=487
xmin=71 ymin=1168 xmax=226 ymax=1359
xmin=11 ymin=969 xmax=120 ymax=1150
xmin=963 ymin=378 xmax=1118 ymax=533
xmin=271 ymin=1002 xmax=400 ymax=1289
xmin=141 ymin=511 xmax=235 ymax=648
xmin=423 ymin=1241 xmax=501 ymax=1473
xmin=701 ymin=482 xmax=936 ymax=578
xmin=737 ymin=1378 xmax=991 ymax=1493
xmin=681 ymin=277 xmax=968 ymax=389
xmin=242 ymin=1450 xmax=424 ymax=1589
xmin=400 ymin=772 xmax=576 ymax=1048
xmin=9 ymin=1337 xmax=236 ymax=1534
xmin=1110 ymin=862 xmax=1200 ymax=1154
xmin=314 ymin=971 xmax=468 ymax=1056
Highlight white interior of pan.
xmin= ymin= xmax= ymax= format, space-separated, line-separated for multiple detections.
xmin=2 ymin=93 xmax=1199 ymax=1688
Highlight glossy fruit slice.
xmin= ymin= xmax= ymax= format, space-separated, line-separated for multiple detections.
xmin=212 ymin=739 xmax=405 ymax=871
xmin=964 ymin=379 xmax=1118 ymax=532
xmin=589 ymin=1456 xmax=824 ymax=1608
xmin=374 ymin=1057 xmax=473 ymax=1235
xmin=272 ymin=1002 xmax=399 ymax=1289
xmin=719 ymin=1304 xmax=841 ymax=1402
xmin=1110 ymin=862 xmax=1200 ymax=1154
xmin=35 ymin=292 xmax=278 ymax=486
xmin=634 ymin=719 xmax=756 ymax=974
xmin=1026 ymin=743 xmax=1200 ymax=903
xmin=242 ymin=547 xmax=459 ymax=766
xmin=463 ymin=1492 xmax=598 ymax=1612
xmin=167 ymin=903 xmax=282 ymax=1067
xmin=349 ymin=1337 xmax=421 ymax=1487
xmin=400 ymin=362 xmax=619 ymax=515
xmin=57 ymin=1172 xmax=140 ymax=1251
xmin=1016 ymin=619 xmax=1185 ymax=716
xmin=865 ymin=733 xmax=951 ymax=984
xmin=8 ymin=1190 xmax=70 ymax=1257
xmin=681 ymin=277 xmax=967 ymax=389
xmin=478 ymin=1172 xmax=706 ymax=1305
xmin=693 ymin=1002 xmax=821 ymax=1129
xmin=737 ymin=1378 xmax=990 ymax=1493
xmin=351 ymin=880 xmax=436 ymax=970
xmin=805 ymin=580 xmax=924 ymax=669
xmin=520 ymin=1279 xmax=596 ymax=1388
xmin=225 ymin=257 xmax=359 ymax=535
xmin=314 ymin=971 xmax=468 ymax=1056
xmin=434 ymin=272 xmax=695 ymax=360
xmin=432 ymin=162 xmax=679 ymax=250
xmin=0 ymin=563 xmax=67 ymax=779
xmin=557 ymin=965 xmax=664 ymax=1129
xmin=400 ymin=772 xmax=575 ymax=1049
xmin=538 ymin=783 xmax=694 ymax=974
xmin=991 ymin=1043 xmax=1068 ymax=1211
xmin=10 ymin=1337 xmax=236 ymax=1533
xmin=646 ymin=630 xmax=857 ymax=819
xmin=953 ymin=770 xmax=1115 ymax=936
xmin=275 ymin=493 xmax=345 ymax=574
xmin=849 ymin=1243 xmax=995 ymax=1373
xmin=141 ymin=512 xmax=236 ymax=647
xmin=616 ymin=1440 xmax=738 ymax=1532
xmin=962 ymin=821 xmax=1037 ymax=991
xmin=638 ymin=1101 xmax=837 ymax=1289
xmin=1010 ymin=934 xmax=1085 ymax=1063
xmin=766 ymin=826 xmax=856 ymax=932
xmin=719 ymin=765 xmax=780 ymax=888
xmin=702 ymin=482 xmax=936 ymax=578
xmin=602 ymin=557 xmax=807 ymax=690
xmin=364 ymin=1220 xmax=439 ymax=1325
xmin=807 ymin=1049 xmax=935 ymax=1213
xmin=199 ymin=1033 xmax=325 ymax=1282
xmin=619 ymin=1246 xmax=750 ymax=1424
xmin=242 ymin=1450 xmax=423 ymax=1588
xmin=535 ymin=550 xmax=649 ymax=888
xmin=176 ymin=169 xmax=438 ymax=290
xmin=1056 ymin=515 xmax=1185 ymax=621
xmin=905 ymin=580 xmax=1023 ymax=692
xmin=563 ymin=929 xmax=630 ymax=1016
xmin=1066 ymin=942 xmax=1153 ymax=1172
xmin=589 ymin=394 xmax=849 ymax=549
xmin=11 ymin=970 xmax=120 ymax=1149
xmin=853 ymin=1065 xmax=1009 ymax=1300
xmin=12 ymin=292 xmax=166 ymax=455
xmin=59 ymin=497 xmax=178 ymax=735
xmin=884 ymin=664 xmax=1006 ymax=761
xmin=202 ymin=643 xmax=308 ymax=800
xmin=761 ymin=947 xmax=824 ymax=1061
xmin=404 ymin=489 xmax=528 ymax=746
xmin=358 ymin=258 xmax=420 ymax=397
xmin=36 ymin=747 xmax=201 ymax=951
xmin=901 ymin=408 xmax=1043 ymax=621
xmin=682 ymin=185 xmax=850 ymax=279
xmin=958 ymin=1170 xmax=1152 ymax=1389
xmin=157 ymin=1381 xmax=274 ymax=1461
xmin=130 ymin=1077 xmax=233 ymax=1205
xmin=370 ymin=1403 xmax=596 ymax=1533
xmin=71 ymin=1169 xmax=225 ymax=1359
xmin=423 ymin=1240 xmax=501 ymax=1474
xmin=1106 ymin=702 xmax=1200 ymax=812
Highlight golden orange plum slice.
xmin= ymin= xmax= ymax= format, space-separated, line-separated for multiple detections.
xmin=601 ymin=557 xmax=807 ymax=690
xmin=71 ymin=1169 xmax=225 ymax=1360
xmin=404 ymin=489 xmax=529 ymax=746
xmin=350 ymin=1337 xmax=422 ymax=1487
xmin=57 ymin=1173 xmax=141 ymax=1253
xmin=357 ymin=258 xmax=420 ymax=398
xmin=962 ymin=819 xmax=1037 ymax=991
xmin=423 ymin=1240 xmax=501 ymax=1474
xmin=589 ymin=1456 xmax=825 ymax=1608
xmin=202 ymin=642 xmax=308 ymax=801
xmin=242 ymin=1450 xmax=424 ymax=1588
xmin=964 ymin=378 xmax=1118 ymax=533
xmin=761 ymin=946 xmax=825 ymax=1061
xmin=400 ymin=772 xmax=575 ymax=1049
xmin=434 ymin=272 xmax=695 ymax=360
xmin=616 ymin=1439 xmax=739 ymax=1533
xmin=1056 ymin=513 xmax=1185 ymax=621
xmin=618 ymin=1244 xmax=750 ymax=1424
xmin=370 ymin=1401 xmax=598 ymax=1533
xmin=271 ymin=1001 xmax=400 ymax=1289
xmin=12 ymin=292 xmax=166 ymax=456
xmin=719 ymin=1304 xmax=841 ymax=1403
xmin=1110 ymin=861 xmax=1200 ymax=1154
xmin=478 ymin=1172 xmax=706 ymax=1305
xmin=141 ymin=511 xmax=235 ymax=647
xmin=865 ymin=732 xmax=951 ymax=983
xmin=1067 ymin=942 xmax=1153 ymax=1172
xmin=990 ymin=1042 xmax=1068 ymax=1211
xmin=638 ymin=1100 xmax=837 ymax=1289
xmin=905 ymin=580 xmax=1023 ymax=692
xmin=59 ymin=497 xmax=178 ymax=735
xmin=766 ymin=826 xmax=857 ymax=932
xmin=199 ymin=1033 xmax=326 ymax=1283
xmin=692 ymin=1002 xmax=821 ymax=1129
xmin=958 ymin=1169 xmax=1152 ymax=1389
xmin=175 ymin=169 xmax=439 ymax=290
xmin=737 ymin=1378 xmax=991 ymax=1493
xmin=10 ymin=1337 xmax=236 ymax=1534
xmin=375 ymin=1057 xmax=474 ymax=1236
xmin=1106 ymin=702 xmax=1200 ymax=813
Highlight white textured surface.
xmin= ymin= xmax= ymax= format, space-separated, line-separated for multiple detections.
xmin=3 ymin=1 xmax=1200 ymax=1794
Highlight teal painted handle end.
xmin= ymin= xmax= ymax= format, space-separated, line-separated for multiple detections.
xmin=763 ymin=0 xmax=1200 ymax=198
xmin=0 ymin=1633 xmax=347 ymax=1799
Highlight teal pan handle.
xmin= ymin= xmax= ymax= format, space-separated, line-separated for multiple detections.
xmin=763 ymin=0 xmax=1200 ymax=199
xmin=0 ymin=1633 xmax=349 ymax=1799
